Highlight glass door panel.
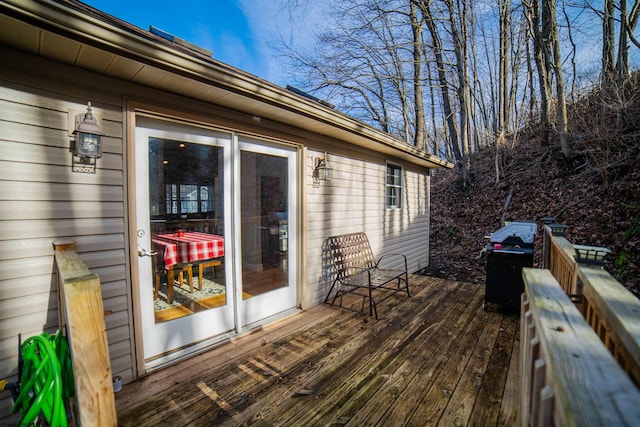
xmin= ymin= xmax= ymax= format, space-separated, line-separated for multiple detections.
xmin=135 ymin=118 xmax=233 ymax=364
xmin=240 ymin=151 xmax=289 ymax=298
xmin=238 ymin=139 xmax=297 ymax=326
xmin=148 ymin=138 xmax=227 ymax=321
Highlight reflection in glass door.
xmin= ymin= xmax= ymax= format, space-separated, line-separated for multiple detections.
xmin=148 ymin=138 xmax=227 ymax=322
xmin=238 ymin=140 xmax=297 ymax=326
xmin=135 ymin=118 xmax=233 ymax=364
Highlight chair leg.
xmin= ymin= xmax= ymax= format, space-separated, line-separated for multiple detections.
xmin=184 ymin=264 xmax=194 ymax=293
xmin=198 ymin=260 xmax=221 ymax=290
xmin=167 ymin=268 xmax=175 ymax=304
xmin=154 ymin=270 xmax=160 ymax=301
xmin=152 ymin=254 xmax=161 ymax=301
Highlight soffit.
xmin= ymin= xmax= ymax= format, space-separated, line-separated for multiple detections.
xmin=0 ymin=0 xmax=453 ymax=169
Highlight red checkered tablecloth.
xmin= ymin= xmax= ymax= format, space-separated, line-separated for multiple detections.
xmin=153 ymin=232 xmax=224 ymax=268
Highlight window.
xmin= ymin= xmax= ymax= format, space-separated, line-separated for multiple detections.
xmin=165 ymin=184 xmax=214 ymax=215
xmin=386 ymin=164 xmax=402 ymax=209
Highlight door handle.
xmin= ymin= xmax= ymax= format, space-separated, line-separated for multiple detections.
xmin=138 ymin=248 xmax=159 ymax=257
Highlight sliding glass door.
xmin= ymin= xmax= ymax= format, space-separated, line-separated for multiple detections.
xmin=133 ymin=117 xmax=298 ymax=367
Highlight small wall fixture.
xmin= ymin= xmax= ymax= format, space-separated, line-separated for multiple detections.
xmin=71 ymin=102 xmax=103 ymax=173
xmin=313 ymin=152 xmax=333 ymax=183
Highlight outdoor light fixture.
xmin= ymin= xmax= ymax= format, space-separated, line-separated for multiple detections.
xmin=71 ymin=102 xmax=103 ymax=173
xmin=573 ymin=245 xmax=612 ymax=267
xmin=73 ymin=102 xmax=103 ymax=158
xmin=313 ymin=152 xmax=333 ymax=183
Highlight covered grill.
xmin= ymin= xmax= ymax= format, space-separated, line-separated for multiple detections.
xmin=484 ymin=221 xmax=537 ymax=311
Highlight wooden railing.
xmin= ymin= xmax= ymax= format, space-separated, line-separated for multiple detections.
xmin=53 ymin=239 xmax=117 ymax=426
xmin=541 ymin=223 xmax=640 ymax=386
xmin=521 ymin=268 xmax=640 ymax=426
xmin=542 ymin=225 xmax=578 ymax=297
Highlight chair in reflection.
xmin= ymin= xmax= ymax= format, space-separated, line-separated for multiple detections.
xmin=153 ymin=260 xmax=194 ymax=304
xmin=152 ymin=252 xmax=161 ymax=301
xmin=197 ymin=259 xmax=221 ymax=290
xmin=170 ymin=263 xmax=194 ymax=294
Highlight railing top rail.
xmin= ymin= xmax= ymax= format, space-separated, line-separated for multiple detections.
xmin=542 ymin=225 xmax=640 ymax=367
xmin=578 ymin=265 xmax=640 ymax=370
xmin=523 ymin=268 xmax=640 ymax=425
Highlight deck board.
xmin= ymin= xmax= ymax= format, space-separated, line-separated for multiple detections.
xmin=117 ymin=276 xmax=519 ymax=426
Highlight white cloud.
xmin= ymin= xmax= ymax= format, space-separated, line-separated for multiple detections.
xmin=237 ymin=0 xmax=329 ymax=85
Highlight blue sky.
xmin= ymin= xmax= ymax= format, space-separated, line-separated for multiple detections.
xmin=83 ymin=0 xmax=317 ymax=86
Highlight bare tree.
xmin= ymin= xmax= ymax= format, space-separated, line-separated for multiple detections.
xmin=547 ymin=0 xmax=572 ymax=157
xmin=419 ymin=0 xmax=461 ymax=170
xmin=410 ymin=0 xmax=427 ymax=149
xmin=525 ymin=0 xmax=554 ymax=145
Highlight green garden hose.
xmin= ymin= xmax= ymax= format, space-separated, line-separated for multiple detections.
xmin=10 ymin=331 xmax=74 ymax=427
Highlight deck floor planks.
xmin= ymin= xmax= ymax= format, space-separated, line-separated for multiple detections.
xmin=403 ymin=292 xmax=495 ymax=425
xmin=335 ymin=282 xmax=481 ymax=426
xmin=122 ymin=309 xmax=367 ymax=426
xmin=200 ymin=315 xmax=371 ymax=425
xmin=497 ymin=317 xmax=520 ymax=426
xmin=438 ymin=306 xmax=504 ymax=425
xmin=182 ymin=299 xmax=383 ymax=426
xmin=116 ymin=276 xmax=520 ymax=426
xmin=208 ymin=279 xmax=454 ymax=426
xmin=271 ymin=279 xmax=466 ymax=426
xmin=373 ymin=288 xmax=486 ymax=426
xmin=467 ymin=313 xmax=519 ymax=426
xmin=116 ymin=305 xmax=335 ymax=415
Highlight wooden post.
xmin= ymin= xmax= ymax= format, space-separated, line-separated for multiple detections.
xmin=54 ymin=240 xmax=117 ymax=426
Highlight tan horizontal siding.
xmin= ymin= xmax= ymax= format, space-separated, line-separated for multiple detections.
xmin=0 ymin=275 xmax=55 ymax=300
xmin=0 ymin=67 xmax=135 ymax=401
xmin=0 ymin=294 xmax=55 ymax=325
xmin=302 ymin=151 xmax=431 ymax=308
xmin=0 ymin=160 xmax=123 ymax=186
xmin=0 ymin=218 xmax=125 ymax=240
xmin=0 ymin=139 xmax=123 ymax=170
xmin=0 ymin=201 xmax=124 ymax=220
xmin=0 ymin=182 xmax=123 ymax=201
xmin=0 ymin=310 xmax=58 ymax=341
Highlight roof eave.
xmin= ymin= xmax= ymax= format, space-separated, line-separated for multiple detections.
xmin=0 ymin=0 xmax=454 ymax=169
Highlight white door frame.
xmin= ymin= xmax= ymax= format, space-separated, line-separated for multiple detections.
xmin=131 ymin=115 xmax=300 ymax=369
xmin=134 ymin=117 xmax=235 ymax=367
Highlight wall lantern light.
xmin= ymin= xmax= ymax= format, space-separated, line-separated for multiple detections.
xmin=71 ymin=102 xmax=103 ymax=173
xmin=313 ymin=152 xmax=333 ymax=183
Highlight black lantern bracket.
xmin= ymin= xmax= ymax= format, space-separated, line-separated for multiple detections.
xmin=312 ymin=152 xmax=333 ymax=187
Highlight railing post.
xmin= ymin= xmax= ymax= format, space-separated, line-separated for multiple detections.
xmin=53 ymin=238 xmax=77 ymax=330
xmin=53 ymin=239 xmax=117 ymax=426
xmin=540 ymin=217 xmax=555 ymax=269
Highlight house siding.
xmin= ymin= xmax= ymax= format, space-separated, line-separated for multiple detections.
xmin=303 ymin=149 xmax=431 ymax=308
xmin=0 ymin=42 xmax=436 ymax=420
xmin=0 ymin=59 xmax=134 ymax=418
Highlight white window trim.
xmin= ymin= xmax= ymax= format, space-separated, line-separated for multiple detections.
xmin=385 ymin=162 xmax=403 ymax=210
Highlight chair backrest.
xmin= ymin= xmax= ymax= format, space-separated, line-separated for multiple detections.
xmin=328 ymin=232 xmax=376 ymax=275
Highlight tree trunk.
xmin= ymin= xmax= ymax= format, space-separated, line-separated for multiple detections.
xmin=547 ymin=0 xmax=572 ymax=157
xmin=525 ymin=0 xmax=553 ymax=145
xmin=420 ymin=0 xmax=461 ymax=168
xmin=443 ymin=0 xmax=472 ymax=186
xmin=602 ymin=0 xmax=616 ymax=128
xmin=410 ymin=0 xmax=426 ymax=149
xmin=499 ymin=0 xmax=511 ymax=134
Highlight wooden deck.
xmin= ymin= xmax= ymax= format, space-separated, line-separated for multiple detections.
xmin=116 ymin=275 xmax=520 ymax=426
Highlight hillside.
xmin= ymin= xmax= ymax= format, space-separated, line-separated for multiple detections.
xmin=425 ymin=128 xmax=640 ymax=297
